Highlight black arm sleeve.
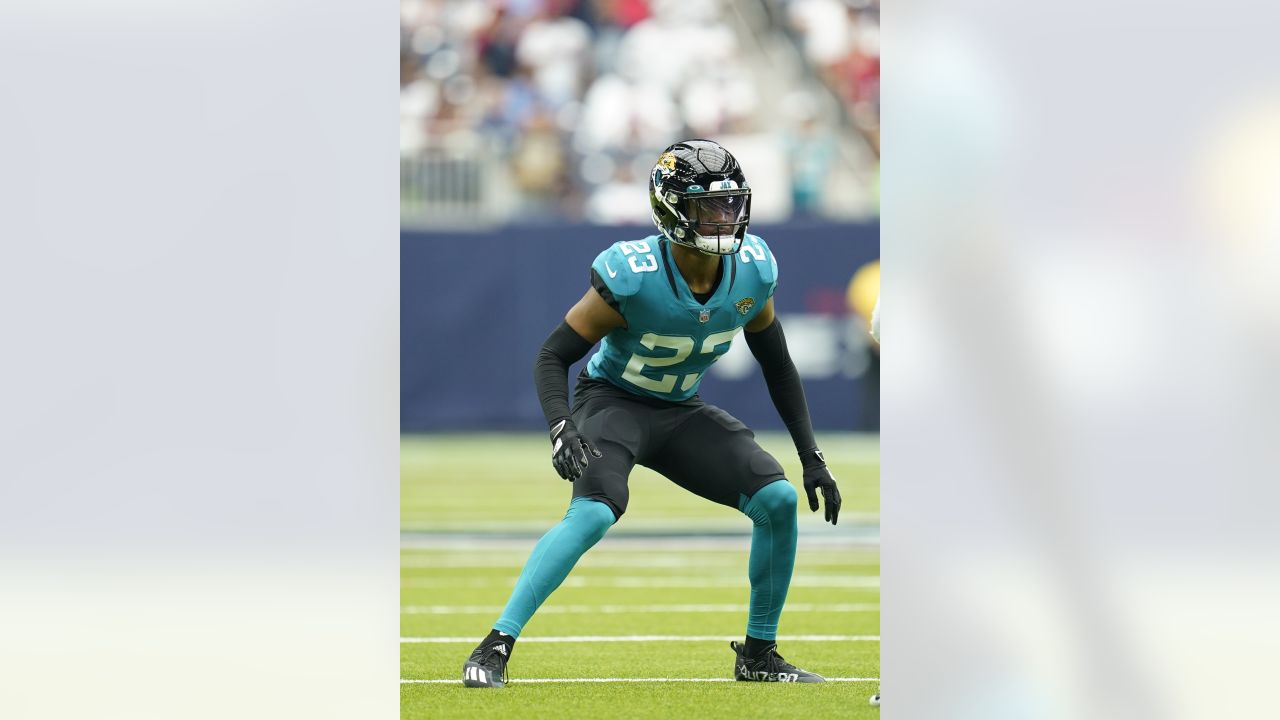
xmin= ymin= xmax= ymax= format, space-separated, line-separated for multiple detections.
xmin=744 ymin=318 xmax=820 ymax=460
xmin=534 ymin=321 xmax=595 ymax=427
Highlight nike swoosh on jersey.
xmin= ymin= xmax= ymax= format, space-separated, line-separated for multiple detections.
xmin=605 ymin=262 xmax=618 ymax=278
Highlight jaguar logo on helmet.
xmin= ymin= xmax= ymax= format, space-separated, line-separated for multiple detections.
xmin=647 ymin=139 xmax=752 ymax=256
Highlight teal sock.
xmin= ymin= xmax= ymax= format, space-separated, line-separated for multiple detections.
xmin=492 ymin=498 xmax=616 ymax=638
xmin=738 ymin=480 xmax=798 ymax=641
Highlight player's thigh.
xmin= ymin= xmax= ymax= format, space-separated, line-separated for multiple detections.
xmin=644 ymin=404 xmax=786 ymax=509
xmin=570 ymin=396 xmax=648 ymax=519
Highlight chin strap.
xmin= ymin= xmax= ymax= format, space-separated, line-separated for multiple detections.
xmin=664 ymin=228 xmax=742 ymax=256
xmin=681 ymin=233 xmax=741 ymax=255
xmin=697 ymin=233 xmax=738 ymax=254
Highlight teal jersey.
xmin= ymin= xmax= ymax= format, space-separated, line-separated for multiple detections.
xmin=586 ymin=234 xmax=778 ymax=402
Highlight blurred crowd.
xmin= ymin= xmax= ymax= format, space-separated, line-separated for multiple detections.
xmin=401 ymin=0 xmax=879 ymax=223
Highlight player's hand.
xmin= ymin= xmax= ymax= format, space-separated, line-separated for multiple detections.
xmin=549 ymin=417 xmax=601 ymax=482
xmin=800 ymin=448 xmax=841 ymax=525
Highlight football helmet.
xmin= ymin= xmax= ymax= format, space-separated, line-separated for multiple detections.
xmin=649 ymin=139 xmax=752 ymax=255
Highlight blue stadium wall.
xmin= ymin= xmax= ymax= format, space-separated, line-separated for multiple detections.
xmin=402 ymin=222 xmax=879 ymax=432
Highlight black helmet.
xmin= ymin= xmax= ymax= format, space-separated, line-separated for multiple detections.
xmin=648 ymin=139 xmax=752 ymax=255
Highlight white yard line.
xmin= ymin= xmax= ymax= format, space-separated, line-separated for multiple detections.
xmin=404 ymin=540 xmax=885 ymax=550
xmin=400 ymin=555 xmax=879 ymax=569
xmin=401 ymin=575 xmax=879 ymax=589
xmin=401 ymin=537 xmax=878 ymax=551
xmin=401 ymin=602 xmax=880 ymax=614
xmin=402 ymin=518 xmax=880 ymax=533
xmin=402 ymin=635 xmax=879 ymax=643
xmin=402 ymin=677 xmax=879 ymax=683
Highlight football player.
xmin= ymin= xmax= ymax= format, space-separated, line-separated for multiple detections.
xmin=461 ymin=139 xmax=842 ymax=688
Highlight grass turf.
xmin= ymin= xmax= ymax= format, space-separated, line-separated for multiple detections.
xmin=402 ymin=432 xmax=879 ymax=719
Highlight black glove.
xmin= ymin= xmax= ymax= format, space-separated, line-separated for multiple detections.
xmin=800 ymin=448 xmax=841 ymax=525
xmin=549 ymin=417 xmax=601 ymax=482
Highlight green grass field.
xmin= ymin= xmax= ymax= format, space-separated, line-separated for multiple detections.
xmin=402 ymin=433 xmax=879 ymax=719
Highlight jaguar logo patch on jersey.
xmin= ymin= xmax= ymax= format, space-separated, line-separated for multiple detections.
xmin=735 ymin=297 xmax=756 ymax=315
xmin=698 ymin=308 xmax=711 ymax=323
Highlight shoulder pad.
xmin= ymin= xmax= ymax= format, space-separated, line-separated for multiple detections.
xmin=736 ymin=234 xmax=778 ymax=294
xmin=591 ymin=241 xmax=649 ymax=300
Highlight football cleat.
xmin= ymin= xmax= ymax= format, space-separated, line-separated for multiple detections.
xmin=871 ymin=693 xmax=881 ymax=706
xmin=730 ymin=640 xmax=825 ymax=683
xmin=461 ymin=635 xmax=511 ymax=688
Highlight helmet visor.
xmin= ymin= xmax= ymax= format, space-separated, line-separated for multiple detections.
xmin=687 ymin=192 xmax=749 ymax=237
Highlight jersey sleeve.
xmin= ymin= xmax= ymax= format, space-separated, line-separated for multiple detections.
xmin=590 ymin=243 xmax=644 ymax=315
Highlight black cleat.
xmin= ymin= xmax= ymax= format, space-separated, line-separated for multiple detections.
xmin=731 ymin=640 xmax=825 ymax=683
xmin=461 ymin=634 xmax=512 ymax=688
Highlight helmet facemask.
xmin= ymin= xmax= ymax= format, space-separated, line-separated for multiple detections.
xmin=660 ymin=188 xmax=752 ymax=255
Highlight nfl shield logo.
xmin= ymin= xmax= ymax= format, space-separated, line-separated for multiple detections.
xmin=698 ymin=309 xmax=711 ymax=323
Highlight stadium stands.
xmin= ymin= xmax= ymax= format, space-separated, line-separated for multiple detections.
xmin=400 ymin=0 xmax=880 ymax=226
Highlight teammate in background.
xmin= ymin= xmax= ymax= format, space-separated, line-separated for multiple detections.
xmin=461 ymin=140 xmax=842 ymax=688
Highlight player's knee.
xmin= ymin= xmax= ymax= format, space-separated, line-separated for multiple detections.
xmin=754 ymin=480 xmax=797 ymax=519
xmin=566 ymin=497 xmax=617 ymax=544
